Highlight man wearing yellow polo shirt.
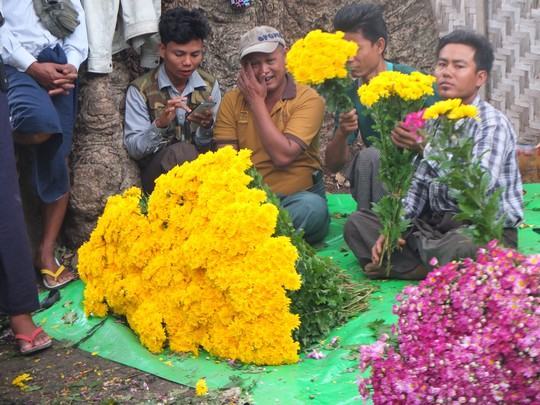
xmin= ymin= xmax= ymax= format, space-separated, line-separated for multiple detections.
xmin=214 ymin=26 xmax=329 ymax=244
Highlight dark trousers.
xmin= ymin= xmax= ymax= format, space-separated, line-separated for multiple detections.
xmin=139 ymin=142 xmax=199 ymax=194
xmin=0 ymin=92 xmax=40 ymax=315
xmin=344 ymin=209 xmax=518 ymax=280
xmin=6 ymin=45 xmax=77 ymax=203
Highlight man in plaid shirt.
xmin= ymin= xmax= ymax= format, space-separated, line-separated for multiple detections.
xmin=344 ymin=30 xmax=524 ymax=280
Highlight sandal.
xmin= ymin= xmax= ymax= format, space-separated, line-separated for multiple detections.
xmin=40 ymin=264 xmax=74 ymax=290
xmin=15 ymin=326 xmax=52 ymax=355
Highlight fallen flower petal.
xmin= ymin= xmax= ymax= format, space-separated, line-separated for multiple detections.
xmin=195 ymin=378 xmax=208 ymax=396
xmin=307 ymin=349 xmax=326 ymax=360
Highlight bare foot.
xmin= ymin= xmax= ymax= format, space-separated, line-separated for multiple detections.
xmin=363 ymin=262 xmax=387 ymax=279
xmin=10 ymin=314 xmax=52 ymax=354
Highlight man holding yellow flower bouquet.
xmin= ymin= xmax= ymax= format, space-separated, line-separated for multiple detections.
xmin=326 ymin=3 xmax=436 ymax=210
xmin=345 ymin=30 xmax=523 ymax=279
xmin=213 ymin=26 xmax=330 ymax=244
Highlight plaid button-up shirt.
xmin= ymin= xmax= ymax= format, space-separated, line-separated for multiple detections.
xmin=404 ymin=96 xmax=523 ymax=228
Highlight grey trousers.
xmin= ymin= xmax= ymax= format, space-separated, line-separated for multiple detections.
xmin=344 ymin=209 xmax=518 ymax=280
xmin=344 ymin=147 xmax=386 ymax=211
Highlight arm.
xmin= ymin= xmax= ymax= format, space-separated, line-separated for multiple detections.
xmin=237 ymin=64 xmax=303 ymax=168
xmin=472 ymin=119 xmax=512 ymax=191
xmin=0 ymin=24 xmax=37 ymax=72
xmin=325 ymin=109 xmax=357 ymax=172
xmin=124 ymin=86 xmax=170 ymax=160
xmin=213 ymin=91 xmax=239 ymax=150
xmin=0 ymin=25 xmax=75 ymax=95
xmin=62 ymin=0 xmax=89 ymax=71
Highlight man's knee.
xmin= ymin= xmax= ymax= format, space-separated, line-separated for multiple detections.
xmin=10 ymin=99 xmax=62 ymax=142
xmin=13 ymin=131 xmax=53 ymax=145
xmin=282 ymin=192 xmax=329 ymax=243
xmin=343 ymin=210 xmax=380 ymax=262
xmin=343 ymin=214 xmax=360 ymax=244
xmin=159 ymin=142 xmax=198 ymax=173
xmin=343 ymin=211 xmax=369 ymax=246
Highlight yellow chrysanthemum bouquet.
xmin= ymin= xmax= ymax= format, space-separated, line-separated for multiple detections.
xmin=358 ymin=71 xmax=436 ymax=273
xmin=421 ymin=99 xmax=504 ymax=244
xmin=286 ymin=29 xmax=358 ymax=111
xmin=78 ymin=147 xmax=373 ymax=365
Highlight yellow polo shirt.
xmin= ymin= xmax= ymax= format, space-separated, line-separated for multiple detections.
xmin=213 ymin=75 xmax=324 ymax=196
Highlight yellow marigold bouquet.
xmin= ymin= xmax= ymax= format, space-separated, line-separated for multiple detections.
xmin=422 ymin=99 xmax=504 ymax=244
xmin=78 ymin=147 xmax=301 ymax=365
xmin=358 ymin=71 xmax=436 ymax=274
xmin=286 ymin=29 xmax=358 ymax=111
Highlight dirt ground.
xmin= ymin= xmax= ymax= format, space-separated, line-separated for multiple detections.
xmin=0 ymin=317 xmax=201 ymax=404
xmin=0 ymin=318 xmax=250 ymax=405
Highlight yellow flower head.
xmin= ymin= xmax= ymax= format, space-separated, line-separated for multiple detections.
xmin=447 ymin=104 xmax=479 ymax=120
xmin=286 ymin=30 xmax=358 ymax=85
xmin=358 ymin=70 xmax=435 ymax=107
xmin=12 ymin=373 xmax=32 ymax=390
xmin=423 ymin=98 xmax=478 ymax=121
xmin=195 ymin=378 xmax=208 ymax=396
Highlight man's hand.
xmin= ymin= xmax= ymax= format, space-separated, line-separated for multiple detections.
xmin=391 ymin=123 xmax=423 ymax=152
xmin=51 ymin=63 xmax=78 ymax=95
xmin=27 ymin=62 xmax=78 ymax=96
xmin=338 ymin=109 xmax=358 ymax=136
xmin=187 ymin=98 xmax=214 ymax=129
xmin=237 ymin=63 xmax=266 ymax=106
xmin=155 ymin=96 xmax=191 ymax=129
xmin=371 ymin=235 xmax=405 ymax=264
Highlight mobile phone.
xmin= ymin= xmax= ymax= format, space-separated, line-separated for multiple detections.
xmin=191 ymin=101 xmax=216 ymax=115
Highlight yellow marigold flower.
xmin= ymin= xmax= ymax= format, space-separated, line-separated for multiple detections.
xmin=358 ymin=70 xmax=435 ymax=107
xmin=423 ymin=98 xmax=462 ymax=119
xmin=423 ymin=98 xmax=478 ymax=121
xmin=447 ymin=104 xmax=478 ymax=120
xmin=195 ymin=378 xmax=208 ymax=396
xmin=12 ymin=373 xmax=32 ymax=390
xmin=286 ymin=30 xmax=358 ymax=85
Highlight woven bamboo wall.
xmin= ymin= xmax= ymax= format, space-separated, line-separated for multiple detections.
xmin=431 ymin=0 xmax=540 ymax=144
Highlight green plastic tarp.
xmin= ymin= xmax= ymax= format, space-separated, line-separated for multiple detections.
xmin=34 ymin=184 xmax=540 ymax=404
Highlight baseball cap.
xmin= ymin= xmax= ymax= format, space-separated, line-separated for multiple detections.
xmin=239 ymin=26 xmax=286 ymax=59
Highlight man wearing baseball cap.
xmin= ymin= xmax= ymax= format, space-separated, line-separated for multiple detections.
xmin=214 ymin=26 xmax=329 ymax=244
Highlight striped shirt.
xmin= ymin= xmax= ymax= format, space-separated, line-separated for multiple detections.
xmin=404 ymin=96 xmax=523 ymax=228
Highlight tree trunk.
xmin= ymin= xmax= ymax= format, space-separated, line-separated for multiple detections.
xmin=65 ymin=0 xmax=438 ymax=247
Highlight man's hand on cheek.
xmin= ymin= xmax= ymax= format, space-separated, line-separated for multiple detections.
xmin=238 ymin=63 xmax=267 ymax=104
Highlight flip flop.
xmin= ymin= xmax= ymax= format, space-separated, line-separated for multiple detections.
xmin=15 ymin=326 xmax=52 ymax=355
xmin=40 ymin=265 xmax=74 ymax=290
xmin=40 ymin=289 xmax=61 ymax=310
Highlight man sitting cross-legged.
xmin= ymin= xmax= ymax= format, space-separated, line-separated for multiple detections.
xmin=344 ymin=30 xmax=523 ymax=280
xmin=325 ymin=3 xmax=437 ymax=211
